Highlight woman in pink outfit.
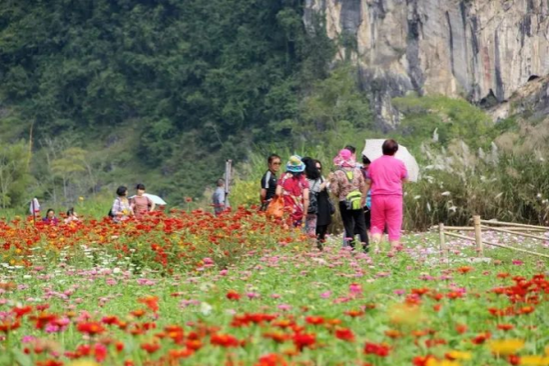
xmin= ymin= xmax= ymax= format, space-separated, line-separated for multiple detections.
xmin=365 ymin=139 xmax=408 ymax=251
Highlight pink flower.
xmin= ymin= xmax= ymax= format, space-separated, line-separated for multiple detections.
xmin=320 ymin=291 xmax=331 ymax=299
xmin=270 ymin=294 xmax=281 ymax=299
xmin=246 ymin=292 xmax=260 ymax=299
xmin=512 ymin=259 xmax=523 ymax=266
xmin=21 ymin=335 xmax=36 ymax=343
xmin=203 ymin=257 xmax=214 ymax=265
xmin=393 ymin=289 xmax=406 ymax=296
xmin=220 ymin=269 xmax=228 ymax=276
xmin=349 ymin=283 xmax=363 ymax=296
xmin=277 ymin=304 xmax=292 ymax=311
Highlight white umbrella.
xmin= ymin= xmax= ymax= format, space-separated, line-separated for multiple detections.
xmin=362 ymin=139 xmax=419 ymax=182
xmin=130 ymin=194 xmax=167 ymax=205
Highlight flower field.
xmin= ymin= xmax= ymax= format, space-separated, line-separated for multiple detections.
xmin=1 ymin=209 xmax=549 ymax=366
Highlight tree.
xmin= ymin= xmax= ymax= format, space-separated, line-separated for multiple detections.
xmin=0 ymin=142 xmax=32 ymax=208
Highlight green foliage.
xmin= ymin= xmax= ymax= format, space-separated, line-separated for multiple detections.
xmin=0 ymin=141 xmax=32 ymax=208
xmin=0 ymin=0 xmax=337 ymax=205
xmin=393 ymin=94 xmax=493 ymax=149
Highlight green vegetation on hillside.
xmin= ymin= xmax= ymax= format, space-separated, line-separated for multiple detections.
xmin=0 ymin=0 xmax=348 ymax=208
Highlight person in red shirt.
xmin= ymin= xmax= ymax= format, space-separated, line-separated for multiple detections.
xmin=275 ymin=155 xmax=310 ymax=228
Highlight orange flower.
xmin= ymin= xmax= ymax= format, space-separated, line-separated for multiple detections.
xmin=385 ymin=329 xmax=403 ymax=339
xmin=344 ymin=309 xmax=364 ymax=318
xmin=497 ymin=324 xmax=514 ymax=331
xmin=455 ymin=324 xmax=468 ymax=334
xmin=305 ymin=316 xmax=325 ymax=325
xmin=138 ymin=296 xmax=159 ymax=312
xmin=457 ymin=266 xmax=472 ymax=274
xmin=0 ymin=319 xmax=20 ymax=333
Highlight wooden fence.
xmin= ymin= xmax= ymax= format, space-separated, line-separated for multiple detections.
xmin=437 ymin=216 xmax=549 ymax=259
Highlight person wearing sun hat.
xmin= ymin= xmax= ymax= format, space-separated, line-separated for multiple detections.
xmin=330 ymin=149 xmax=369 ymax=252
xmin=275 ymin=155 xmax=310 ymax=228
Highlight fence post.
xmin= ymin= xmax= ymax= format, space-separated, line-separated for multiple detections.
xmin=473 ymin=215 xmax=483 ymax=256
xmin=439 ymin=223 xmax=446 ymax=257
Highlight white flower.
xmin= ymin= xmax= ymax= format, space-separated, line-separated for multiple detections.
xmin=441 ymin=191 xmax=451 ymax=196
xmin=427 ymin=202 xmax=431 ymax=212
xmin=200 ymin=302 xmax=213 ymax=315
xmin=537 ymin=193 xmax=542 ymax=198
xmin=414 ymin=195 xmax=421 ymax=200
xmin=113 ymin=268 xmax=121 ymax=274
xmin=495 ymin=192 xmax=503 ymax=199
xmin=448 ymin=206 xmax=457 ymax=212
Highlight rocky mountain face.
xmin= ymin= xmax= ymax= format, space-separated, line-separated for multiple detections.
xmin=304 ymin=0 xmax=549 ymax=127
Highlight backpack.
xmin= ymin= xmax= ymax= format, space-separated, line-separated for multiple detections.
xmin=307 ymin=179 xmax=320 ymax=215
xmin=338 ymin=169 xmax=363 ymax=210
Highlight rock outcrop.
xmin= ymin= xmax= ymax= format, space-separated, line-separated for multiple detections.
xmin=304 ymin=0 xmax=549 ymax=127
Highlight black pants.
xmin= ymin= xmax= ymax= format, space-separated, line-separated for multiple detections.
xmin=316 ymin=224 xmax=329 ymax=247
xmin=339 ymin=202 xmax=369 ymax=252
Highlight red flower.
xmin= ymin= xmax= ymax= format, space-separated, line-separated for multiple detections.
xmin=455 ymin=324 xmax=468 ymax=334
xmin=335 ymin=328 xmax=355 ymax=342
xmin=508 ymin=355 xmax=520 ymax=365
xmin=413 ymin=355 xmax=435 ymax=366
xmin=12 ymin=306 xmax=32 ymax=318
xmin=255 ymin=353 xmax=288 ymax=366
xmin=141 ymin=342 xmax=161 ymax=354
xmin=77 ymin=321 xmax=106 ymax=336
xmin=101 ymin=316 xmax=120 ymax=325
xmin=292 ymin=332 xmax=316 ymax=350
xmin=471 ymin=332 xmax=491 ymax=345
xmin=211 ymin=333 xmax=240 ymax=347
xmin=226 ymin=290 xmax=241 ymax=301
xmin=364 ymin=342 xmax=390 ymax=357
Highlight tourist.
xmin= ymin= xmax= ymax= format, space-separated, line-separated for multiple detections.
xmin=275 ymin=155 xmax=310 ymax=228
xmin=64 ymin=207 xmax=80 ymax=224
xmin=29 ymin=197 xmax=40 ymax=219
xmin=360 ymin=155 xmax=372 ymax=233
xmin=314 ymin=159 xmax=333 ymax=250
xmin=131 ymin=183 xmax=155 ymax=220
xmin=330 ymin=149 xmax=368 ymax=252
xmin=42 ymin=209 xmax=59 ymax=225
xmin=111 ymin=186 xmax=133 ymax=223
xmin=302 ymin=157 xmax=322 ymax=245
xmin=260 ymin=154 xmax=282 ymax=211
xmin=366 ymin=139 xmax=408 ymax=252
xmin=212 ymin=178 xmax=227 ymax=216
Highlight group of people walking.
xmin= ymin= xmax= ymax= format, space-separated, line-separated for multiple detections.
xmin=260 ymin=139 xmax=408 ymax=253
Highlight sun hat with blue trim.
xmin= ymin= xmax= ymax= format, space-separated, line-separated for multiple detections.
xmin=286 ymin=155 xmax=306 ymax=173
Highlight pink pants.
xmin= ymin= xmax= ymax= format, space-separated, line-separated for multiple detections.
xmin=370 ymin=195 xmax=403 ymax=241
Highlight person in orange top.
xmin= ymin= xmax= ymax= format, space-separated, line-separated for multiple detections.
xmin=131 ymin=183 xmax=155 ymax=220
